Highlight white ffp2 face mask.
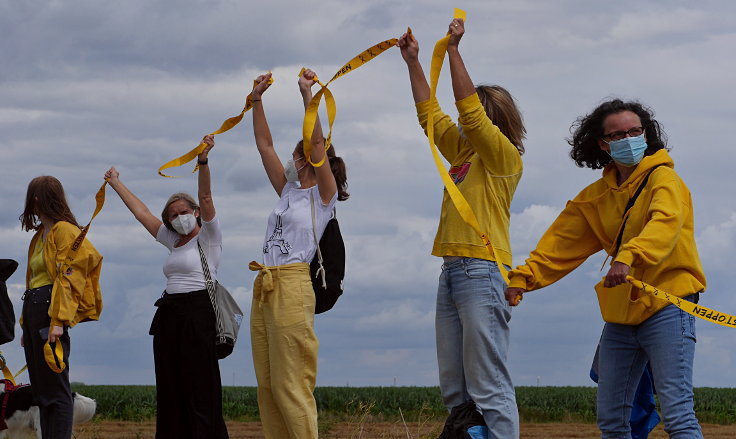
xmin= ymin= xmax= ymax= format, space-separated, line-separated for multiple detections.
xmin=171 ymin=213 xmax=197 ymax=235
xmin=284 ymin=159 xmax=299 ymax=182
xmin=284 ymin=158 xmax=307 ymax=183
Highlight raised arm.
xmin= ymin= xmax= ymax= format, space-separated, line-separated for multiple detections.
xmin=398 ymin=31 xmax=464 ymax=162
xmin=197 ymin=134 xmax=215 ymax=222
xmin=251 ymin=72 xmax=287 ymax=196
xmin=299 ymin=69 xmax=337 ymax=205
xmin=104 ymin=167 xmax=162 ymax=237
xmin=446 ymin=18 xmax=523 ymax=174
xmin=397 ymin=32 xmax=430 ymax=104
xmin=447 ymin=19 xmax=475 ymax=102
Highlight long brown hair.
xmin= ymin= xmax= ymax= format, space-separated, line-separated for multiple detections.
xmin=475 ymin=85 xmax=526 ymax=155
xmin=296 ymin=140 xmax=349 ymax=201
xmin=20 ymin=176 xmax=79 ymax=232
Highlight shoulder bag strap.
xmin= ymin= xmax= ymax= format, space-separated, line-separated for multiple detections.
xmin=310 ymin=191 xmax=327 ymax=288
xmin=197 ymin=240 xmax=224 ymax=338
xmin=612 ymin=165 xmax=664 ymax=256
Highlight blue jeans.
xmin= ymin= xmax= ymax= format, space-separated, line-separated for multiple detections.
xmin=436 ymin=258 xmax=519 ymax=439
xmin=597 ymin=299 xmax=702 ymax=439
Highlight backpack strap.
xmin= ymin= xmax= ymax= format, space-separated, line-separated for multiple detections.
xmin=310 ymin=191 xmax=327 ymax=289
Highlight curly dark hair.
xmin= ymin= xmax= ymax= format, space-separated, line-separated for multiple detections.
xmin=568 ymin=99 xmax=668 ymax=169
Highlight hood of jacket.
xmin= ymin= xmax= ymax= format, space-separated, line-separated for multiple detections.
xmin=602 ymin=149 xmax=674 ymax=190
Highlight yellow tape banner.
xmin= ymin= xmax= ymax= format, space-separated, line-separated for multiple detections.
xmin=58 ymin=181 xmax=107 ymax=277
xmin=628 ymin=277 xmax=736 ymax=328
xmin=158 ymin=77 xmax=275 ymax=177
xmin=424 ymin=9 xmax=510 ymax=284
xmin=301 ymin=36 xmax=399 ymax=166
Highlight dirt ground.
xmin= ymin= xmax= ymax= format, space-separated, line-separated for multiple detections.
xmin=70 ymin=421 xmax=736 ymax=438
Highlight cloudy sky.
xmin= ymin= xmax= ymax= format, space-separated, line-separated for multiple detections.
xmin=2 ymin=0 xmax=735 ymax=388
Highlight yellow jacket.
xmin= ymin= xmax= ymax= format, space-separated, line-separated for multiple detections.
xmin=416 ymin=93 xmax=523 ymax=267
xmin=508 ymin=149 xmax=706 ymax=323
xmin=25 ymin=221 xmax=103 ymax=327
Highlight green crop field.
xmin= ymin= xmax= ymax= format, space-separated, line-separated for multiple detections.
xmin=71 ymin=385 xmax=736 ymax=424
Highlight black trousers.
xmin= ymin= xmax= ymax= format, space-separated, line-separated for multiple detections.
xmin=149 ymin=290 xmax=229 ymax=439
xmin=21 ymin=285 xmax=73 ymax=439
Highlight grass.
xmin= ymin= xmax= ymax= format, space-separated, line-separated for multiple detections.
xmin=70 ymin=385 xmax=736 ymax=425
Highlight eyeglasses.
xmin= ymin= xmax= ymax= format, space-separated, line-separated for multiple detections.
xmin=602 ymin=126 xmax=644 ymax=143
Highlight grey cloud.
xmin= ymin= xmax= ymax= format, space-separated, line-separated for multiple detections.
xmin=3 ymin=0 xmax=735 ymax=387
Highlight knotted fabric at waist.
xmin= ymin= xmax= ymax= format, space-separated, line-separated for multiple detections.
xmin=248 ymin=261 xmax=310 ymax=308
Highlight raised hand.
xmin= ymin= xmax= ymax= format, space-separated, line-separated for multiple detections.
xmin=299 ymin=68 xmax=317 ymax=95
xmin=397 ymin=32 xmax=419 ymax=63
xmin=448 ymin=18 xmax=465 ymax=48
xmin=104 ymin=166 xmax=120 ymax=184
xmin=252 ymin=72 xmax=273 ymax=99
xmin=199 ymin=134 xmax=215 ymax=161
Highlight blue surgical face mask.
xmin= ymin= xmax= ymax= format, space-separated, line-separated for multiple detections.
xmin=608 ymin=134 xmax=647 ymax=167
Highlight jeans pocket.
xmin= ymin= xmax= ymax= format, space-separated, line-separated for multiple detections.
xmin=682 ymin=312 xmax=696 ymax=342
xmin=464 ymin=259 xmax=491 ymax=279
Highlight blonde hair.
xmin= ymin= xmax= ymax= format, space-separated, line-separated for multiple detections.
xmin=476 ymin=85 xmax=526 ymax=155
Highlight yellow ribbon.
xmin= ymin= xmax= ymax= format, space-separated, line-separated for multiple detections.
xmin=1 ymin=351 xmax=16 ymax=385
xmin=58 ymin=181 xmax=107 ymax=277
xmin=43 ymin=340 xmax=66 ymax=373
xmin=301 ymin=35 xmax=400 ymax=167
xmin=627 ymin=277 xmax=736 ymax=328
xmin=14 ymin=364 xmax=27 ymax=379
xmin=424 ymin=9 xmax=509 ymax=284
xmin=158 ymin=77 xmax=275 ymax=177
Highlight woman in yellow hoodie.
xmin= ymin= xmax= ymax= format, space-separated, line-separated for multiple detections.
xmin=398 ymin=18 xmax=525 ymax=438
xmin=505 ymin=99 xmax=705 ymax=438
xmin=20 ymin=175 xmax=103 ymax=439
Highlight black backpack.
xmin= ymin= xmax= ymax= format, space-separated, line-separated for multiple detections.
xmin=437 ymin=400 xmax=488 ymax=439
xmin=310 ymin=216 xmax=345 ymax=314
xmin=0 ymin=260 xmax=18 ymax=346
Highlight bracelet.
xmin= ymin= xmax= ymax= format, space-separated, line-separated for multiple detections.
xmin=197 ymin=159 xmax=208 ymax=165
xmin=251 ymin=99 xmax=261 ymax=102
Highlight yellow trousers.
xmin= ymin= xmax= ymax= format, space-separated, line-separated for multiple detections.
xmin=249 ymin=262 xmax=319 ymax=439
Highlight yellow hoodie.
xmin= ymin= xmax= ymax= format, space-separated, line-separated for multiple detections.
xmin=25 ymin=221 xmax=103 ymax=328
xmin=508 ymin=149 xmax=706 ymax=324
xmin=416 ymin=93 xmax=523 ymax=267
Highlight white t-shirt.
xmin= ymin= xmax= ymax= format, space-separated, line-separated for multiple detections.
xmin=262 ymin=182 xmax=337 ymax=267
xmin=157 ymin=217 xmax=222 ymax=294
